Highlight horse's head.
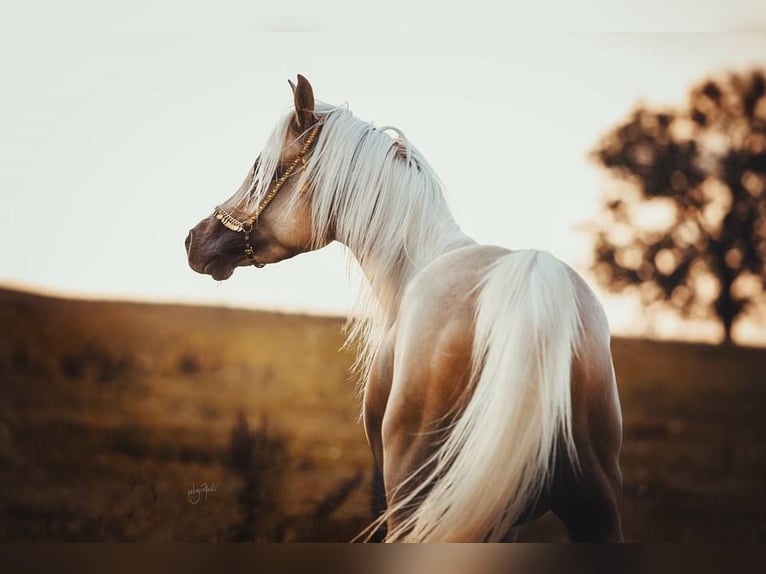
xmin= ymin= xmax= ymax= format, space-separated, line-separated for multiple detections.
xmin=185 ymin=74 xmax=326 ymax=280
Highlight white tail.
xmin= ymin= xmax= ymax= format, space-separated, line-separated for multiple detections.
xmin=385 ymin=250 xmax=582 ymax=542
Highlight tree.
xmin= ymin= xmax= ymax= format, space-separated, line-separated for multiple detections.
xmin=590 ymin=69 xmax=766 ymax=344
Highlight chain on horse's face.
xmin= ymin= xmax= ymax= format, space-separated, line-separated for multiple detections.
xmin=211 ymin=120 xmax=323 ymax=268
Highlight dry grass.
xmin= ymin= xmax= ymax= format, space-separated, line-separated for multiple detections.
xmin=0 ymin=286 xmax=764 ymax=541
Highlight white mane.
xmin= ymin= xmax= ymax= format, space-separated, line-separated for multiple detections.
xmin=245 ymin=104 xmax=468 ymax=384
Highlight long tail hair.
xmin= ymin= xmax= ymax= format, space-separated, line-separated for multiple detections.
xmin=384 ymin=249 xmax=582 ymax=542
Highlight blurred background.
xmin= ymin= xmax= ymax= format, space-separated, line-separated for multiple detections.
xmin=1 ymin=1 xmax=765 ymax=541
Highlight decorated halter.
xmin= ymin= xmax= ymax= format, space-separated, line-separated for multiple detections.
xmin=212 ymin=120 xmax=323 ymax=268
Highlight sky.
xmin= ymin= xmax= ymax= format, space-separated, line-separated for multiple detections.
xmin=2 ymin=2 xmax=766 ymax=342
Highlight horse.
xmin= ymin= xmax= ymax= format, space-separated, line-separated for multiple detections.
xmin=185 ymin=75 xmax=624 ymax=542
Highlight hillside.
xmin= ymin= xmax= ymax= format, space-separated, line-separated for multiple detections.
xmin=0 ymin=287 xmax=764 ymax=541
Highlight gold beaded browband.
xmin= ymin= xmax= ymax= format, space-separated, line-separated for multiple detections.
xmin=212 ymin=120 xmax=323 ymax=268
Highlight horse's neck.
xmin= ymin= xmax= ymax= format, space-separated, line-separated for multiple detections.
xmin=351 ymin=214 xmax=475 ymax=324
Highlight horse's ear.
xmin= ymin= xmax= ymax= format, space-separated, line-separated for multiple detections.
xmin=287 ymin=78 xmax=296 ymax=93
xmin=292 ymin=74 xmax=315 ymax=130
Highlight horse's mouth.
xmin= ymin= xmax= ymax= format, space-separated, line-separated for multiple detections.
xmin=204 ymin=261 xmax=235 ymax=281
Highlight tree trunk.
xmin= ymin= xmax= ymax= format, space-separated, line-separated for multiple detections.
xmin=722 ymin=321 xmax=734 ymax=345
xmin=717 ymin=290 xmax=737 ymax=346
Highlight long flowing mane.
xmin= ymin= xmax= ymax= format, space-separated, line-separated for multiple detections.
xmin=246 ymin=104 xmax=467 ymax=384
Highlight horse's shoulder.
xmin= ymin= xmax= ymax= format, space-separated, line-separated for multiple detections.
xmin=384 ymin=246 xmax=507 ymax=424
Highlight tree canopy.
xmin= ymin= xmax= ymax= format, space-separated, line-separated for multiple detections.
xmin=591 ymin=69 xmax=766 ymax=343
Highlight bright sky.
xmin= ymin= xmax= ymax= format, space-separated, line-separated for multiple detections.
xmin=2 ymin=2 xmax=766 ymax=341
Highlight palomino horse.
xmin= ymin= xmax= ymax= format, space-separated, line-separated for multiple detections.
xmin=185 ymin=75 xmax=624 ymax=542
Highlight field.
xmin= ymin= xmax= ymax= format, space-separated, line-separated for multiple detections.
xmin=0 ymin=286 xmax=764 ymax=542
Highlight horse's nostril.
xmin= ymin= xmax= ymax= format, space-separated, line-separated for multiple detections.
xmin=185 ymin=231 xmax=192 ymax=253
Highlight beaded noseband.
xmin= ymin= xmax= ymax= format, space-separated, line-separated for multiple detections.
xmin=212 ymin=120 xmax=322 ymax=268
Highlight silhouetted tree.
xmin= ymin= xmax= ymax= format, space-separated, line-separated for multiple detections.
xmin=590 ymin=69 xmax=766 ymax=344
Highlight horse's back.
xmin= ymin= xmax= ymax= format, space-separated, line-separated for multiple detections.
xmin=377 ymin=242 xmax=621 ymax=458
xmin=388 ymin=244 xmax=619 ymax=430
xmin=368 ymin=244 xmax=624 ymax=541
